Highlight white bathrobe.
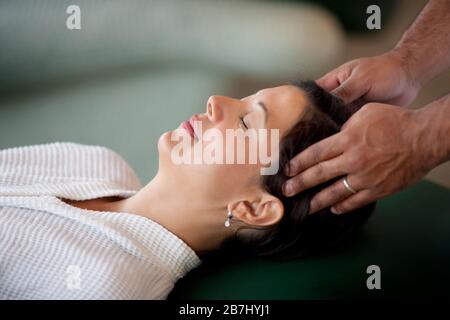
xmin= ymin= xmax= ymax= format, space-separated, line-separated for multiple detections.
xmin=0 ymin=142 xmax=201 ymax=300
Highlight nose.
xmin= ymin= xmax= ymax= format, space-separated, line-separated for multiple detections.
xmin=206 ymin=96 xmax=224 ymax=123
xmin=206 ymin=96 xmax=223 ymax=122
xmin=207 ymin=95 xmax=241 ymax=123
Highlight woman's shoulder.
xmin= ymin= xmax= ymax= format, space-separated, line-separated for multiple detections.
xmin=1 ymin=141 xmax=119 ymax=156
xmin=0 ymin=142 xmax=142 ymax=194
xmin=0 ymin=142 xmax=131 ymax=172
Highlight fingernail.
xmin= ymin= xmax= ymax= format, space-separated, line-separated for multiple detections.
xmin=330 ymin=207 xmax=340 ymax=214
xmin=283 ymin=182 xmax=293 ymax=196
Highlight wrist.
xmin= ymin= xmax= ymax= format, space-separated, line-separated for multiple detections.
xmin=388 ymin=48 xmax=423 ymax=91
xmin=411 ymin=96 xmax=450 ymax=170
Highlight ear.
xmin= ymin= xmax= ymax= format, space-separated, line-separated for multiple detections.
xmin=229 ymin=191 xmax=284 ymax=227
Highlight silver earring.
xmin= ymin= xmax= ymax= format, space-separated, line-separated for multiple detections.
xmin=225 ymin=210 xmax=233 ymax=227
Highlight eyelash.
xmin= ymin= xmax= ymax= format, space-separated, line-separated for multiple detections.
xmin=240 ymin=117 xmax=248 ymax=130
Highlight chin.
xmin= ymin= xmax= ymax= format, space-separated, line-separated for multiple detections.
xmin=158 ymin=129 xmax=190 ymax=162
xmin=157 ymin=131 xmax=173 ymax=156
xmin=155 ymin=131 xmax=175 ymax=173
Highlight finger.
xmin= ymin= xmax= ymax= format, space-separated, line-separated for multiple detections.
xmin=285 ymin=132 xmax=346 ymax=177
xmin=316 ymin=73 xmax=340 ymax=92
xmin=308 ymin=177 xmax=358 ymax=214
xmin=331 ymin=78 xmax=368 ymax=105
xmin=284 ymin=155 xmax=347 ymax=197
xmin=330 ymin=190 xmax=374 ymax=214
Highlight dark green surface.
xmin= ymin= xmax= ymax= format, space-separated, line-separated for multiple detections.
xmin=169 ymin=180 xmax=450 ymax=299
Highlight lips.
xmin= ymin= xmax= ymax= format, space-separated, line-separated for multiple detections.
xmin=181 ymin=118 xmax=196 ymax=139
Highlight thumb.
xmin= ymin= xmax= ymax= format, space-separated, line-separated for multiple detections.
xmin=331 ymin=78 xmax=366 ymax=104
xmin=316 ymin=72 xmax=340 ymax=92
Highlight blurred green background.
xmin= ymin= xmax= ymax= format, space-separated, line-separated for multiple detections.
xmin=0 ymin=0 xmax=348 ymax=183
xmin=3 ymin=0 xmax=447 ymax=188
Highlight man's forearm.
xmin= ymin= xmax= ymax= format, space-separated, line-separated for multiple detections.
xmin=393 ymin=0 xmax=450 ymax=86
xmin=413 ymin=94 xmax=450 ymax=171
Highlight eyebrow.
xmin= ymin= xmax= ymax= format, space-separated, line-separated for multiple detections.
xmin=257 ymin=101 xmax=268 ymax=123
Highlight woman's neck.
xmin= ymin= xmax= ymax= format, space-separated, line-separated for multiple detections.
xmin=74 ymin=174 xmax=233 ymax=254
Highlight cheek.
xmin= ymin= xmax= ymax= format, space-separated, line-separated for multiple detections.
xmin=198 ymin=164 xmax=260 ymax=197
xmin=157 ymin=130 xmax=261 ymax=198
xmin=173 ymin=163 xmax=259 ymax=200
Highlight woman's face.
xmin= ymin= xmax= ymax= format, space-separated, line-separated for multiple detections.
xmin=157 ymin=85 xmax=309 ymax=206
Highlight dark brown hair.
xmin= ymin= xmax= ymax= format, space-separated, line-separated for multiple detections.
xmin=204 ymin=80 xmax=375 ymax=262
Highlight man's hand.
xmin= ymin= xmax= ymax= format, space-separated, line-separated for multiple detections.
xmin=282 ymin=103 xmax=434 ymax=214
xmin=317 ymin=51 xmax=421 ymax=107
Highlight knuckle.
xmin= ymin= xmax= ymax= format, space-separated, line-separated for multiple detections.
xmin=329 ymin=184 xmax=342 ymax=200
xmin=350 ymin=150 xmax=368 ymax=169
xmin=310 ymin=145 xmax=322 ymax=164
xmin=288 ymin=153 xmax=307 ymax=176
xmin=340 ymin=132 xmax=353 ymax=147
xmin=362 ymin=156 xmax=371 ymax=168
xmin=287 ymin=158 xmax=301 ymax=175
xmin=314 ymin=162 xmax=325 ymax=178
xmin=290 ymin=175 xmax=306 ymax=192
xmin=347 ymin=155 xmax=360 ymax=170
